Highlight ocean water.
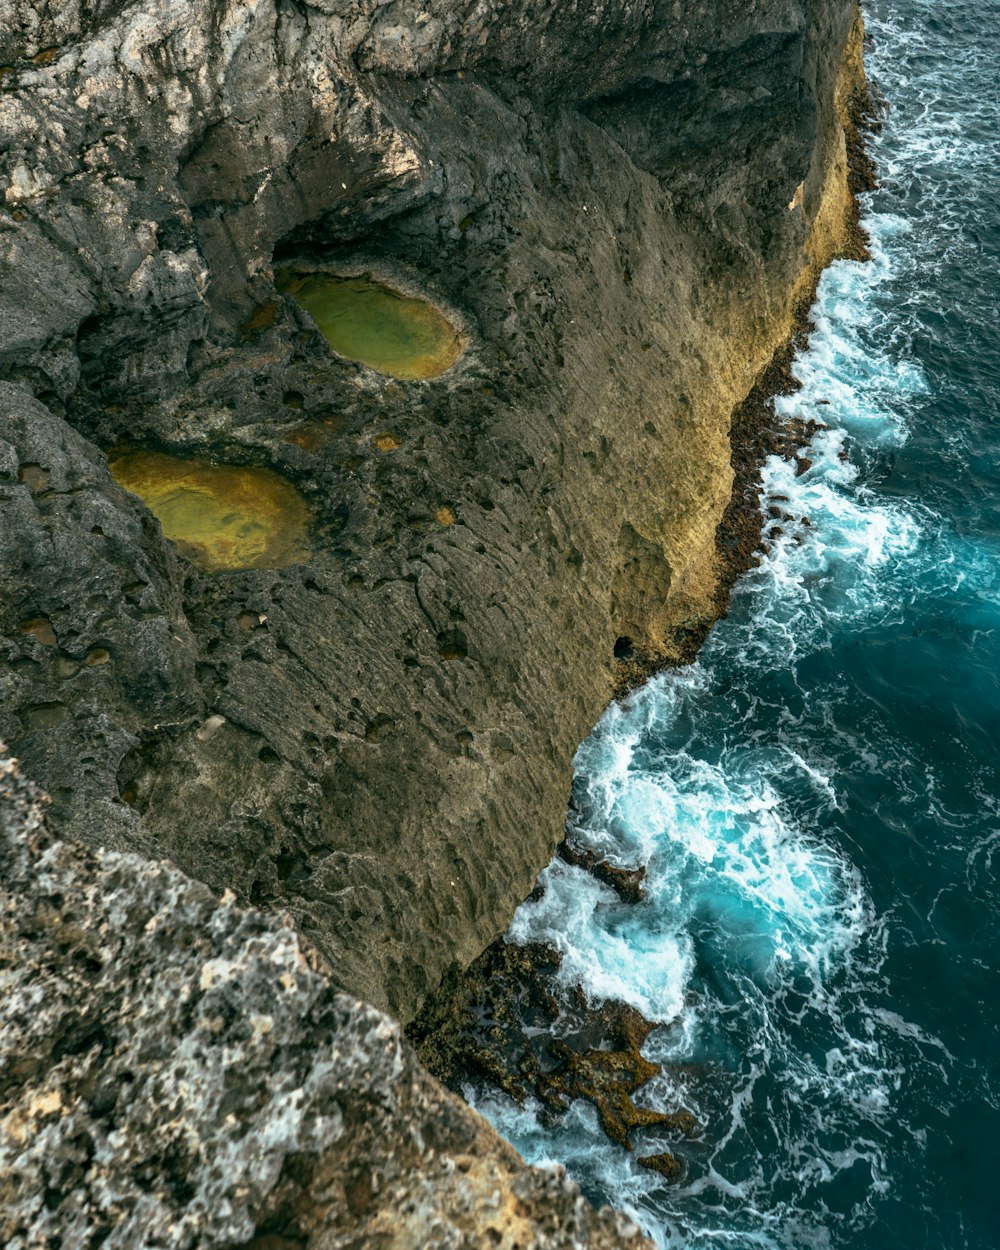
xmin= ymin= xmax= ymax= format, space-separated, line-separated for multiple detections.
xmin=472 ymin=3 xmax=1000 ymax=1246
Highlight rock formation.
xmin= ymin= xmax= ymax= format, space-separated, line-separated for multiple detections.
xmin=0 ymin=0 xmax=866 ymax=1026
xmin=0 ymin=750 xmax=652 ymax=1249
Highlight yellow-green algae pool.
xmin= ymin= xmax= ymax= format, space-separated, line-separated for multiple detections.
xmin=278 ymin=272 xmax=462 ymax=380
xmin=109 ymin=450 xmax=312 ymax=572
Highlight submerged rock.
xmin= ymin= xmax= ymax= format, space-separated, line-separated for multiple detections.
xmin=557 ymin=839 xmax=647 ymax=905
xmin=637 ymin=1153 xmax=684 ymax=1181
xmin=0 ymin=751 xmax=651 ymax=1250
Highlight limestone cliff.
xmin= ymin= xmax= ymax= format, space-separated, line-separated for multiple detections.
xmin=0 ymin=0 xmax=866 ymax=1020
xmin=0 ymin=751 xmax=650 ymax=1249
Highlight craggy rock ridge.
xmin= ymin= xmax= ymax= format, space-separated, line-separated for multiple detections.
xmin=408 ymin=939 xmax=698 ymax=1170
xmin=1 ymin=0 xmax=866 ymax=1020
xmin=0 ymin=751 xmax=651 ymax=1250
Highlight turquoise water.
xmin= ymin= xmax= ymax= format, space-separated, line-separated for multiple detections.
xmin=474 ymin=4 xmax=1000 ymax=1246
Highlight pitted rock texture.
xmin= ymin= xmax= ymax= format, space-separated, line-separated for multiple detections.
xmin=0 ymin=752 xmax=652 ymax=1250
xmin=0 ymin=0 xmax=865 ymax=1019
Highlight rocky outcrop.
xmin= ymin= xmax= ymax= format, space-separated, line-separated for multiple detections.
xmin=1 ymin=0 xmax=866 ymax=1020
xmin=0 ymin=751 xmax=651 ymax=1250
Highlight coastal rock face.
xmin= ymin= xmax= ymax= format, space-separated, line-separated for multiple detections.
xmin=0 ymin=752 xmax=651 ymax=1250
xmin=0 ymin=0 xmax=864 ymax=1019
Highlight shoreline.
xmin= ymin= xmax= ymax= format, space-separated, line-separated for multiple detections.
xmin=617 ymin=11 xmax=881 ymax=696
xmin=712 ymin=33 xmax=881 ymax=629
xmin=1 ymin=2 xmax=894 ymax=1244
xmin=2 ymin=0 xmax=877 ymax=1028
xmin=407 ymin=11 xmax=883 ymax=1149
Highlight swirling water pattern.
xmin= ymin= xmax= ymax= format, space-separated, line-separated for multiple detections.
xmin=474 ymin=4 xmax=1000 ymax=1247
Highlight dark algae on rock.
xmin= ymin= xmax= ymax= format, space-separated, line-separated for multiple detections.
xmin=557 ymin=839 xmax=647 ymax=906
xmin=407 ymin=939 xmax=695 ymax=1172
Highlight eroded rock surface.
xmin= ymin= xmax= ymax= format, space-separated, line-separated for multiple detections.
xmin=407 ymin=938 xmax=697 ymax=1171
xmin=0 ymin=751 xmax=652 ymax=1250
xmin=1 ymin=0 xmax=866 ymax=1020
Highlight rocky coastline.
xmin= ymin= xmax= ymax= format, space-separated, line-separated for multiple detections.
xmin=1 ymin=0 xmax=872 ymax=1241
xmin=2 ymin=0 xmax=868 ymax=1020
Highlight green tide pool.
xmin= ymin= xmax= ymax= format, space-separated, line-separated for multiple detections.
xmin=278 ymin=272 xmax=463 ymax=380
xmin=109 ymin=450 xmax=312 ymax=573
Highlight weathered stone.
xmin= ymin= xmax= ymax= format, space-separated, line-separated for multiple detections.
xmin=0 ymin=0 xmax=868 ymax=1026
xmin=0 ymin=750 xmax=652 ymax=1250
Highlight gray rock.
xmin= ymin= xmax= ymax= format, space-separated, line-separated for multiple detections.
xmin=0 ymin=749 xmax=652 ymax=1250
xmin=0 ymin=0 xmax=865 ymax=1020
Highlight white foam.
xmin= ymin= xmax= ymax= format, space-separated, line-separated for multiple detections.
xmin=476 ymin=7 xmax=979 ymax=1244
xmin=509 ymin=860 xmax=693 ymax=1021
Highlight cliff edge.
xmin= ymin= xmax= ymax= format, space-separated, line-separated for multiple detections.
xmin=0 ymin=0 xmax=866 ymax=1020
xmin=0 ymin=751 xmax=651 ymax=1250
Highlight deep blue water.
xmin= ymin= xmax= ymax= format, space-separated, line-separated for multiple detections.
xmin=473 ymin=4 xmax=1000 ymax=1246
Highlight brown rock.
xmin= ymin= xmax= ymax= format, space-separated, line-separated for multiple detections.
xmin=637 ymin=1152 xmax=684 ymax=1181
